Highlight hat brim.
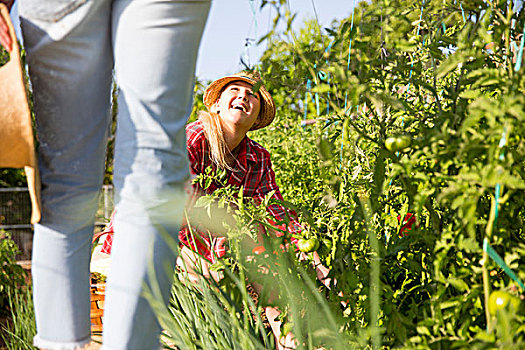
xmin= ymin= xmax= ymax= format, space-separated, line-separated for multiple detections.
xmin=203 ymin=74 xmax=275 ymax=130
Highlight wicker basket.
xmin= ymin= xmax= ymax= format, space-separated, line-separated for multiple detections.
xmin=90 ymin=282 xmax=106 ymax=333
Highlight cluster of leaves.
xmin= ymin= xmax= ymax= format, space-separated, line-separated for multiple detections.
xmin=223 ymin=0 xmax=525 ymax=348
xmin=156 ymin=1 xmax=525 ymax=348
xmin=100 ymin=0 xmax=525 ymax=348
xmin=0 ymin=231 xmax=27 ymax=316
xmin=154 ymin=166 xmax=353 ymax=348
xmin=0 ymin=285 xmax=36 ymax=350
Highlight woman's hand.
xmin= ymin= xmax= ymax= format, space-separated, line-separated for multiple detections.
xmin=265 ymin=306 xmax=297 ymax=350
xmin=176 ymin=246 xmax=223 ymax=284
xmin=302 ymin=250 xmax=348 ymax=307
xmin=0 ymin=1 xmax=15 ymax=52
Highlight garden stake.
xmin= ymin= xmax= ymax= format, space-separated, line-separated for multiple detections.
xmin=347 ymin=0 xmax=356 ymax=71
xmin=405 ymin=0 xmax=425 ymax=98
xmin=483 ymin=238 xmax=525 ymax=290
xmin=459 ymin=1 xmax=466 ymax=23
xmin=482 ymin=197 xmax=497 ymax=332
xmin=309 ymin=0 xmax=324 ymax=43
xmin=482 ymin=125 xmax=509 ymax=332
xmin=248 ymin=0 xmax=258 ymax=37
xmin=360 ymin=196 xmax=381 ymax=348
xmin=400 ymin=0 xmax=425 ymax=136
xmin=341 ymin=0 xmax=356 ymax=169
xmin=241 ymin=0 xmax=259 ymax=69
xmin=303 ymin=79 xmax=314 ymax=126
xmin=315 ymin=90 xmax=320 ymax=116
xmin=323 ymin=41 xmax=333 ymax=119
xmin=494 ymin=128 xmax=507 ymax=224
xmin=340 ymin=122 xmax=345 ymax=169
xmin=343 ymin=0 xmax=356 ymax=110
xmin=514 ymin=22 xmax=525 ymax=71
xmin=313 ymin=64 xmax=321 ymax=117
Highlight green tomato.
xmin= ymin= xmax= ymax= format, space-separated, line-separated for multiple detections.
xmin=395 ymin=135 xmax=412 ymax=150
xmin=488 ymin=290 xmax=521 ymax=315
xmin=385 ymin=135 xmax=412 ymax=152
xmin=297 ymin=238 xmax=320 ymax=253
xmin=385 ymin=137 xmax=397 ymax=152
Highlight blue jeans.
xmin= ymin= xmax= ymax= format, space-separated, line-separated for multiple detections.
xmin=19 ymin=0 xmax=210 ymax=348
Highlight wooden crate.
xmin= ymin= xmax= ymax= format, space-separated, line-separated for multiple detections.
xmin=90 ymin=283 xmax=106 ymax=334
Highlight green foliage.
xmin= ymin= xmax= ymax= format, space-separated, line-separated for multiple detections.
xmin=0 ymin=45 xmax=9 ymax=67
xmin=180 ymin=0 xmax=525 ymax=348
xmin=149 ymin=171 xmax=353 ymax=349
xmin=189 ymin=79 xmax=208 ymax=124
xmin=0 ymin=169 xmax=27 ymax=188
xmin=0 ymin=232 xmax=27 ymax=316
xmin=147 ymin=270 xmax=272 ymax=350
xmin=4 ymin=0 xmax=525 ymax=348
xmin=1 ymin=286 xmax=37 ymax=350
xmin=102 ymin=77 xmax=119 ymax=185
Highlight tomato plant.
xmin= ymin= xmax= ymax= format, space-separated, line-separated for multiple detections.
xmin=249 ymin=0 xmax=525 ymax=347
xmin=170 ymin=0 xmax=525 ymax=348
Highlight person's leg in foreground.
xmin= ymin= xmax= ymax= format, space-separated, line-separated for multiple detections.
xmin=20 ymin=0 xmax=210 ymax=348
xmin=21 ymin=1 xmax=115 ymax=348
xmin=103 ymin=1 xmax=210 ymax=349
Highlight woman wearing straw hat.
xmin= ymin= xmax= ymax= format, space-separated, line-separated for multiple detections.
xmin=100 ymin=71 xmax=299 ymax=269
xmin=177 ymin=71 xmax=302 ymax=265
xmin=182 ymin=71 xmax=340 ymax=350
xmin=181 ymin=70 xmax=301 ymax=349
xmin=100 ymin=71 xmax=329 ymax=349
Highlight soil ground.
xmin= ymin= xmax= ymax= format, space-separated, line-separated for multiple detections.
xmin=84 ymin=336 xmax=102 ymax=349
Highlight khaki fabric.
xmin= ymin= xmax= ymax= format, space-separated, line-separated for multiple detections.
xmin=0 ymin=3 xmax=41 ymax=223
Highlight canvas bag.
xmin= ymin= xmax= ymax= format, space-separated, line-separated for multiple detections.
xmin=0 ymin=3 xmax=41 ymax=224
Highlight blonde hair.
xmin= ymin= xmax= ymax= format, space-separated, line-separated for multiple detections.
xmin=198 ymin=110 xmax=232 ymax=170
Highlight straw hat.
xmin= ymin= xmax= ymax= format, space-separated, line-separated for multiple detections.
xmin=203 ymin=71 xmax=275 ymax=130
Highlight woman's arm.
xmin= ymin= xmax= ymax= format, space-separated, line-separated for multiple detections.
xmin=252 ymin=154 xmax=302 ymax=238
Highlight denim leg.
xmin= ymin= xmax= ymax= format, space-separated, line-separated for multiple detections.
xmin=20 ymin=1 xmax=114 ymax=348
xmin=101 ymin=1 xmax=210 ymax=349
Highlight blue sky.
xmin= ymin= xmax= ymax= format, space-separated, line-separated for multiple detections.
xmin=10 ymin=0 xmax=356 ymax=81
xmin=196 ymin=0 xmax=357 ymax=81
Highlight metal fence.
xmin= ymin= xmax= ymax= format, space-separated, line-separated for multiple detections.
xmin=0 ymin=185 xmax=114 ymax=261
xmin=0 ymin=187 xmax=33 ymax=260
xmin=96 ymin=185 xmax=115 ymax=226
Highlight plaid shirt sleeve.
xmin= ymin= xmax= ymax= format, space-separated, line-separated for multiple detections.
xmin=252 ymin=148 xmax=302 ymax=236
xmin=186 ymin=121 xmax=206 ymax=176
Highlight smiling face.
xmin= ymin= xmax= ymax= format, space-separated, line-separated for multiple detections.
xmin=213 ymin=81 xmax=262 ymax=136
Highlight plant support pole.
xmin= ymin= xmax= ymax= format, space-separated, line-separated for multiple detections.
xmin=360 ymin=196 xmax=381 ymax=348
xmin=482 ymin=197 xmax=497 ymax=332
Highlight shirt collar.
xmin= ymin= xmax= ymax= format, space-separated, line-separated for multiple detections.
xmin=233 ymin=136 xmax=258 ymax=171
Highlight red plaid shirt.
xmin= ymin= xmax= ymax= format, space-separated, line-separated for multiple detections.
xmin=179 ymin=121 xmax=301 ymax=262
xmin=100 ymin=121 xmax=301 ymax=261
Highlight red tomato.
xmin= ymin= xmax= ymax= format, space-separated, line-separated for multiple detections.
xmin=398 ymin=213 xmax=416 ymax=237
